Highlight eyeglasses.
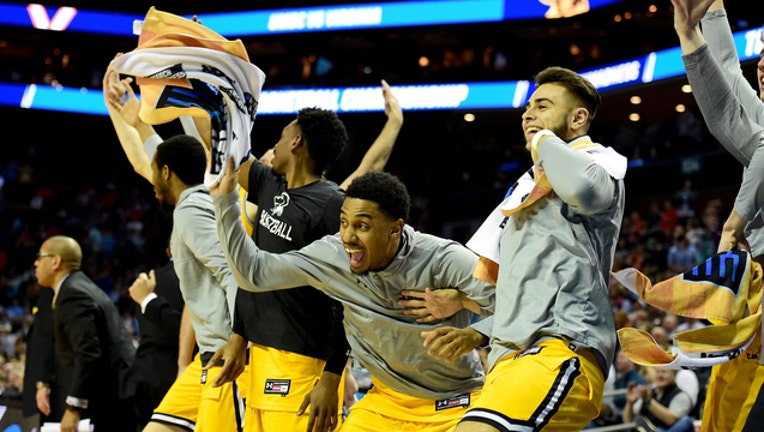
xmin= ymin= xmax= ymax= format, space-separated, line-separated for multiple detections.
xmin=36 ymin=252 xmax=56 ymax=260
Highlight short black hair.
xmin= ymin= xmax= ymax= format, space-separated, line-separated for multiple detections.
xmin=346 ymin=171 xmax=410 ymax=222
xmin=155 ymin=135 xmax=207 ymax=185
xmin=535 ymin=66 xmax=601 ymax=121
xmin=296 ymin=107 xmax=348 ymax=175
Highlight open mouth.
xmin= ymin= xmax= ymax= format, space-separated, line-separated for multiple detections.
xmin=345 ymin=247 xmax=365 ymax=268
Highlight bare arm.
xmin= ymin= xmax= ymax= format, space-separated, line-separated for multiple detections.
xmin=672 ymin=0 xmax=716 ymax=55
xmin=339 ymin=80 xmax=403 ymax=190
xmin=177 ymin=305 xmax=196 ymax=377
xmin=103 ymin=56 xmax=156 ymax=183
xmin=718 ymin=208 xmax=751 ymax=252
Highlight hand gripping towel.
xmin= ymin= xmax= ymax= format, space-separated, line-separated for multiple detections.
xmin=110 ymin=7 xmax=266 ymax=184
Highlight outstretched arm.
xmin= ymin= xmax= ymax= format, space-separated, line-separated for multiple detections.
xmin=339 ymin=80 xmax=403 ymax=190
xmin=675 ymin=0 xmax=764 ymax=249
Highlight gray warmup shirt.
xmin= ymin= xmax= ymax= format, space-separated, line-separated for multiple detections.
xmin=214 ymin=190 xmax=495 ymax=399
xmin=486 ymin=136 xmax=625 ymax=375
xmin=172 ymin=185 xmax=237 ymax=354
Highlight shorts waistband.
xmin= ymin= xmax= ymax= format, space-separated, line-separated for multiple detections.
xmin=200 ymin=352 xmax=224 ymax=367
xmin=543 ymin=336 xmax=608 ymax=377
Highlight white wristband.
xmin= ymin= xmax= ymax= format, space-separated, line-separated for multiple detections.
xmin=531 ymin=129 xmax=556 ymax=152
xmin=140 ymin=292 xmax=158 ymax=314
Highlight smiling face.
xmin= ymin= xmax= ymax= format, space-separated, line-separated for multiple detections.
xmin=339 ymin=197 xmax=403 ymax=274
xmin=521 ymin=82 xmax=576 ymax=150
xmin=652 ymin=368 xmax=677 ymax=390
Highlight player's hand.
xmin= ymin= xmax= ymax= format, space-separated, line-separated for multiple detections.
xmin=204 ymin=333 xmax=247 ymax=387
xmin=209 ymin=155 xmax=240 ymax=196
xmin=420 ymin=326 xmax=486 ymax=362
xmin=399 ymin=288 xmax=463 ymax=323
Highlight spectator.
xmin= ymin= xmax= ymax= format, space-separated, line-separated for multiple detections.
xmin=623 ymin=367 xmax=695 ymax=432
xmin=674 ymin=178 xmax=697 ymax=225
xmin=593 ymin=348 xmax=649 ymax=427
xmin=660 ymin=199 xmax=679 ymax=238
xmin=667 ymin=233 xmax=702 ymax=273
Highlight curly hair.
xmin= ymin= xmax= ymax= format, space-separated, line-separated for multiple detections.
xmin=345 ymin=171 xmax=410 ymax=222
xmin=155 ymin=135 xmax=207 ymax=185
xmin=296 ymin=107 xmax=348 ymax=175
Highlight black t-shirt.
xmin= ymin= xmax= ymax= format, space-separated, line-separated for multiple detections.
xmin=232 ymin=162 xmax=349 ymax=373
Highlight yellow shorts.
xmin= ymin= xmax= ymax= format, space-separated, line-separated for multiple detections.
xmin=151 ymin=352 xmax=245 ymax=432
xmin=701 ymin=328 xmax=763 ymax=432
xmin=244 ymin=343 xmax=345 ymax=432
xmin=339 ymin=377 xmax=481 ymax=432
xmin=462 ymin=338 xmax=603 ymax=431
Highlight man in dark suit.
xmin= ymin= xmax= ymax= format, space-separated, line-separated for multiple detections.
xmin=21 ymin=285 xmax=67 ymax=427
xmin=124 ymin=243 xmax=187 ymax=429
xmin=33 ymin=235 xmax=137 ymax=432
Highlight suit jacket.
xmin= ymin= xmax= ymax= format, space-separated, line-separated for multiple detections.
xmin=53 ymin=271 xmax=136 ymax=431
xmin=122 ymin=260 xmax=184 ymax=418
xmin=22 ymin=287 xmax=67 ymax=421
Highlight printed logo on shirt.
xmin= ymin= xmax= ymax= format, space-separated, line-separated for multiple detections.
xmin=270 ymin=192 xmax=290 ymax=216
xmin=435 ymin=394 xmax=470 ymax=411
xmin=264 ymin=379 xmax=291 ymax=396
xmin=260 ymin=192 xmax=294 ymax=240
xmin=259 ymin=211 xmax=294 ymax=241
xmin=514 ymin=346 xmax=544 ymax=360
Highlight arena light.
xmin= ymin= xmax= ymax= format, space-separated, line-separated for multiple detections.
xmin=0 ymin=0 xmax=623 ymax=36
xmin=27 ymin=3 xmax=77 ymax=31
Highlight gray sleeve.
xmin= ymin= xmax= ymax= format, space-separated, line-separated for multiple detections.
xmin=438 ymin=241 xmax=495 ymax=315
xmin=537 ymin=137 xmax=618 ymax=215
xmin=213 ymin=190 xmax=314 ymax=293
xmin=701 ymin=9 xmax=764 ymax=124
xmin=143 ymin=134 xmax=162 ymax=161
xmin=470 ymin=315 xmax=493 ymax=339
xmin=177 ymin=196 xmax=239 ymax=314
xmin=683 ymin=44 xmax=764 ymax=220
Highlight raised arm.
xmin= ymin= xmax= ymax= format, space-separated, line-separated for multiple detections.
xmin=103 ymin=57 xmax=156 ymax=183
xmin=674 ymin=0 xmax=764 ymax=252
xmin=700 ymin=0 xmax=764 ymax=124
xmin=672 ymin=0 xmax=716 ymax=55
xmin=339 ymin=80 xmax=404 ymax=190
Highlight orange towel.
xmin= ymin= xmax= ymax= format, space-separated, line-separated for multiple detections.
xmin=614 ymin=249 xmax=762 ymax=368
